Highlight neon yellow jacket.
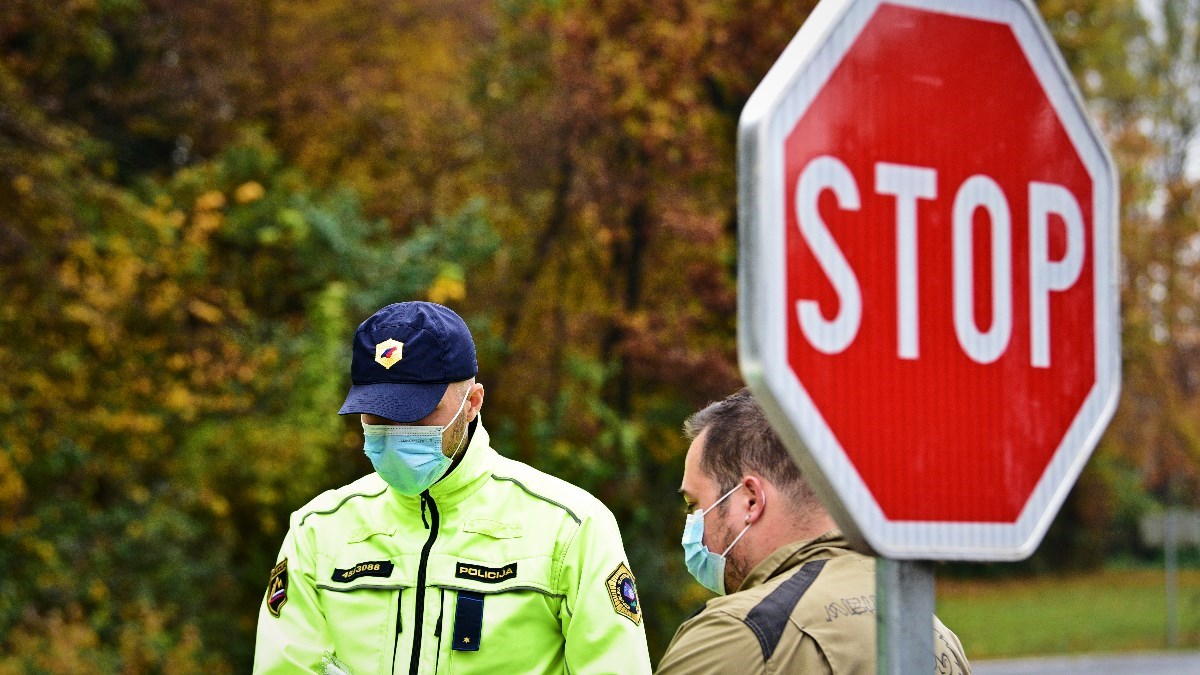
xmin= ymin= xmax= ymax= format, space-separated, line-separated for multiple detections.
xmin=253 ymin=422 xmax=652 ymax=675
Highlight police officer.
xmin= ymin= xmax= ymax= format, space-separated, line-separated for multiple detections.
xmin=657 ymin=389 xmax=971 ymax=674
xmin=254 ymin=302 xmax=652 ymax=674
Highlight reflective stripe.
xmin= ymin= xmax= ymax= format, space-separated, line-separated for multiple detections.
xmin=490 ymin=475 xmax=581 ymax=524
xmin=742 ymin=559 xmax=828 ymax=662
xmin=297 ymin=484 xmax=388 ymax=527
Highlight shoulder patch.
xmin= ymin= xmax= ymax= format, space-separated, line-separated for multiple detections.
xmin=267 ymin=558 xmax=289 ymax=618
xmin=605 ymin=562 xmax=641 ymax=625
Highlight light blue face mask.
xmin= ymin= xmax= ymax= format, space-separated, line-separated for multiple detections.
xmin=362 ymin=390 xmax=471 ymax=496
xmin=681 ymin=483 xmax=755 ymax=595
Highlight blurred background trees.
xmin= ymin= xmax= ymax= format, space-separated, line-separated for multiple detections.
xmin=0 ymin=0 xmax=1196 ymax=670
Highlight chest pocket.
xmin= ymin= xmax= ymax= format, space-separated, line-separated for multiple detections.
xmin=316 ymin=556 xmax=408 ymax=675
xmin=428 ymin=554 xmax=565 ymax=674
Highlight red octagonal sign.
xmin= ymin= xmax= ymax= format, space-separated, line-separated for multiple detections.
xmin=738 ymin=0 xmax=1120 ymax=560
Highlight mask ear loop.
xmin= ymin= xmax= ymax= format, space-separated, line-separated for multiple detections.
xmin=444 ymin=388 xmax=474 ymax=460
xmin=701 ymin=483 xmax=743 ymax=518
xmin=721 ymin=521 xmax=752 ymax=556
xmin=721 ymin=489 xmax=764 ymax=556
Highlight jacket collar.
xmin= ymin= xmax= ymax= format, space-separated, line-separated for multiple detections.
xmin=737 ymin=530 xmax=856 ymax=592
xmin=386 ymin=417 xmax=499 ymax=508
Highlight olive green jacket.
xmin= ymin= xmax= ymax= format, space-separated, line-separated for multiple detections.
xmin=253 ymin=422 xmax=651 ymax=675
xmin=657 ymin=532 xmax=971 ymax=674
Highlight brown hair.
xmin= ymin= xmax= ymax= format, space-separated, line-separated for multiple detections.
xmin=684 ymin=388 xmax=816 ymax=508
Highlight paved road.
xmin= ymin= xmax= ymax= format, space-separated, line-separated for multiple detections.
xmin=973 ymin=651 xmax=1200 ymax=674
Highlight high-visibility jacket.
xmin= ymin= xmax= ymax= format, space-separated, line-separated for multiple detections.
xmin=253 ymin=421 xmax=652 ymax=675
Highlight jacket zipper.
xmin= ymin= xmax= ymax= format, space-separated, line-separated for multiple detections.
xmin=391 ymin=588 xmax=403 ymax=672
xmin=408 ymin=490 xmax=439 ymax=675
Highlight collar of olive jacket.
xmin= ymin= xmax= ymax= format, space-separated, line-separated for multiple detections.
xmin=737 ymin=530 xmax=859 ymax=592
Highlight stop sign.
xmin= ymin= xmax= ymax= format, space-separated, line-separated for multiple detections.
xmin=738 ymin=0 xmax=1120 ymax=560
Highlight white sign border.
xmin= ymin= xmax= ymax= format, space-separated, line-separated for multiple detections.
xmin=737 ymin=0 xmax=1121 ymax=560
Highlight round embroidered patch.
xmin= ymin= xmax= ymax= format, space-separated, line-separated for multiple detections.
xmin=605 ymin=562 xmax=640 ymax=625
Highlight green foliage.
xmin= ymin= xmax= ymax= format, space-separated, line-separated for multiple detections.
xmin=0 ymin=104 xmax=496 ymax=671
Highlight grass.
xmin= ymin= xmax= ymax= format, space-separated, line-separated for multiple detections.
xmin=935 ymin=567 xmax=1200 ymax=659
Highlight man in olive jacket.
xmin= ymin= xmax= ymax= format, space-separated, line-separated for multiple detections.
xmin=658 ymin=388 xmax=971 ymax=674
xmin=253 ymin=302 xmax=651 ymax=674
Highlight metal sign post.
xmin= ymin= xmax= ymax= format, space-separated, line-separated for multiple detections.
xmin=876 ymin=559 xmax=934 ymax=673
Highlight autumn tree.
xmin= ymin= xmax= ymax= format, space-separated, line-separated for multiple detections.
xmin=1 ymin=1 xmax=495 ymax=670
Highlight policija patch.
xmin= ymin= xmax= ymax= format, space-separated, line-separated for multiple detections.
xmin=605 ymin=562 xmax=640 ymax=625
xmin=266 ymin=558 xmax=288 ymax=618
xmin=456 ymin=561 xmax=517 ymax=584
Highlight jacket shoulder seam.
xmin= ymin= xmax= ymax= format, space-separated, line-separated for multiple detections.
xmin=488 ymin=473 xmax=582 ymax=524
xmin=298 ymin=484 xmax=388 ymax=527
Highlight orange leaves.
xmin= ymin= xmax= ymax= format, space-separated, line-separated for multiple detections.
xmin=234 ymin=181 xmax=264 ymax=204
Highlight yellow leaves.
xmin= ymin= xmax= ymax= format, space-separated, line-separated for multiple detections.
xmin=259 ymin=345 xmax=280 ymax=368
xmin=11 ymin=174 xmax=33 ymax=195
xmin=163 ymin=385 xmax=198 ymax=421
xmin=88 ymin=580 xmax=108 ymax=604
xmin=199 ymin=488 xmax=231 ymax=518
xmin=57 ymin=259 xmax=82 ymax=291
xmin=129 ymin=485 xmax=151 ymax=505
xmin=186 ymin=298 xmax=224 ymax=324
xmin=0 ymin=608 xmax=103 ymax=675
xmin=234 ymin=181 xmax=265 ymax=203
xmin=28 ymin=538 xmax=57 ymax=565
xmin=428 ymin=276 xmax=466 ymax=304
xmin=185 ymin=190 xmax=227 ymax=244
xmin=0 ymin=450 xmax=27 ymax=513
xmin=188 ymin=212 xmax=223 ymax=242
xmin=165 ymin=352 xmax=188 ymax=372
xmin=146 ymin=280 xmax=182 ymax=319
xmin=427 ymin=264 xmax=467 ymax=304
xmin=194 ymin=190 xmax=226 ymax=211
xmin=141 ymin=204 xmax=186 ymax=243
xmin=87 ymin=409 xmax=165 ymax=435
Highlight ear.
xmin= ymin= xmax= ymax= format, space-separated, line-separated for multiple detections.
xmin=742 ymin=476 xmax=768 ymax=524
xmin=465 ymin=382 xmax=485 ymax=422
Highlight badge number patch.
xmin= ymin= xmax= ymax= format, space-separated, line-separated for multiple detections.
xmin=267 ymin=558 xmax=289 ymax=618
xmin=333 ymin=560 xmax=395 ymax=583
xmin=605 ymin=562 xmax=640 ymax=625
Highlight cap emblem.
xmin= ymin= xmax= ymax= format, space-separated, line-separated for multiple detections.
xmin=374 ymin=339 xmax=404 ymax=369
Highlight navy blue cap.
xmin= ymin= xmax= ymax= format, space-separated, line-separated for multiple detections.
xmin=338 ymin=302 xmax=478 ymax=423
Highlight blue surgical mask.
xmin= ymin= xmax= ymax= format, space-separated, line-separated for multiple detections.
xmin=681 ymin=484 xmax=754 ymax=595
xmin=363 ymin=391 xmax=471 ymax=496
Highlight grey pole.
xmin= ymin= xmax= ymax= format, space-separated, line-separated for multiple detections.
xmin=877 ymin=558 xmax=934 ymax=674
xmin=1165 ymin=508 xmax=1179 ymax=648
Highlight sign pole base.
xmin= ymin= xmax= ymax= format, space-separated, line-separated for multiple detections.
xmin=876 ymin=558 xmax=934 ymax=674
